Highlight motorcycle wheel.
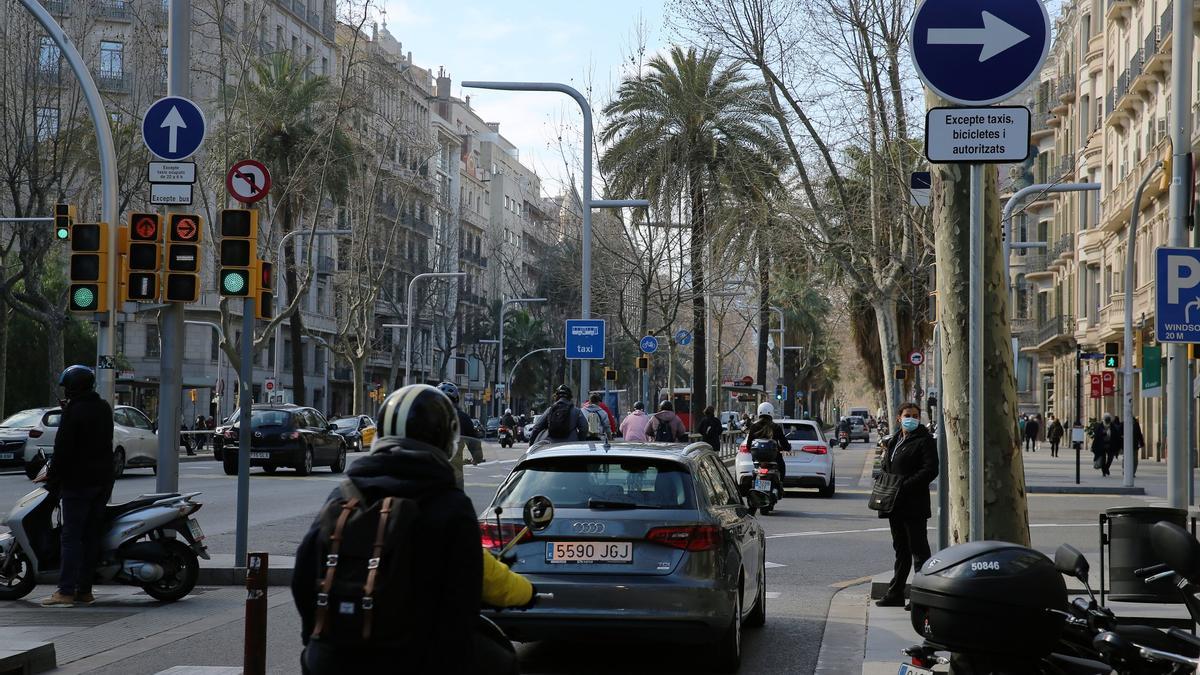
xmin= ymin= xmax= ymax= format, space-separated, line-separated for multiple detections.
xmin=0 ymin=548 xmax=36 ymax=600
xmin=141 ymin=539 xmax=199 ymax=602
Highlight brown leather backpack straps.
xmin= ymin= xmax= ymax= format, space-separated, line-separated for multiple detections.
xmin=360 ymin=496 xmax=394 ymax=640
xmin=311 ymin=497 xmax=358 ymax=639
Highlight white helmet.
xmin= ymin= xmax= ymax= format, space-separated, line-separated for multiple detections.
xmin=504 ymin=408 xmax=512 ymax=415
xmin=757 ymin=402 xmax=775 ymax=417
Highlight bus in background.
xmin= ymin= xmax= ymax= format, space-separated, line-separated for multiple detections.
xmin=658 ymin=388 xmax=693 ymax=430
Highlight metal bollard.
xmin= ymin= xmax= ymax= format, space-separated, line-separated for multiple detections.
xmin=244 ymin=551 xmax=268 ymax=675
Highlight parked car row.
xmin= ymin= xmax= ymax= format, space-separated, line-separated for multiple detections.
xmin=0 ymin=405 xmax=158 ymax=478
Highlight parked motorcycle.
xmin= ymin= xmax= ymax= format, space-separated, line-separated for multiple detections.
xmin=0 ymin=451 xmax=208 ymax=602
xmin=739 ymin=439 xmax=783 ymax=515
xmin=498 ymin=426 xmax=514 ymax=449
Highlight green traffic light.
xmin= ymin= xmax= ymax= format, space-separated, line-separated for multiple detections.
xmin=222 ymin=270 xmax=247 ymax=294
xmin=71 ymin=286 xmax=95 ymax=309
xmin=55 ymin=227 xmax=69 ymax=240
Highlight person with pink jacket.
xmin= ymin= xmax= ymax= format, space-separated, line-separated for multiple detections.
xmin=619 ymin=402 xmax=650 ymax=441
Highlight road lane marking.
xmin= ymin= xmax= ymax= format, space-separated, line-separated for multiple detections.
xmin=765 ymin=561 xmax=787 ymax=568
xmin=767 ymin=522 xmax=1093 ymax=539
xmin=765 ymin=591 xmax=782 ymax=599
xmin=830 ymin=575 xmax=874 ymax=589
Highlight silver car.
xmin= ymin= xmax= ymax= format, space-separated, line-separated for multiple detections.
xmin=735 ymin=419 xmax=836 ymax=497
xmin=481 ymin=441 xmax=766 ymax=672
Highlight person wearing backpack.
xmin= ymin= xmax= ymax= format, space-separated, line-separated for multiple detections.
xmin=746 ymin=402 xmax=790 ymax=490
xmin=528 ymin=385 xmax=589 ymax=445
xmin=581 ymin=393 xmax=614 ymax=441
xmin=645 ymin=400 xmax=688 ymax=442
xmin=292 ymin=384 xmax=499 ymax=673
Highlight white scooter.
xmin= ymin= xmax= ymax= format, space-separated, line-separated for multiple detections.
xmin=0 ymin=452 xmax=208 ymax=602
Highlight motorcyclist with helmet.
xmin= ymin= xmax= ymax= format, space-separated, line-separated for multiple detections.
xmin=39 ymin=365 xmax=115 ymax=607
xmin=292 ymin=384 xmax=532 ymax=674
xmin=746 ymin=402 xmax=790 ymax=490
xmin=437 ymin=381 xmax=483 ymax=487
xmin=528 ymin=385 xmax=589 ymax=444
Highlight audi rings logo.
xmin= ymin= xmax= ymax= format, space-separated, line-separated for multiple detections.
xmin=253 ymin=431 xmax=263 ymax=438
xmin=570 ymin=521 xmax=606 ymax=535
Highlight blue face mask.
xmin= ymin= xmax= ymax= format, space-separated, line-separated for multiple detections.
xmin=901 ymin=418 xmax=919 ymax=432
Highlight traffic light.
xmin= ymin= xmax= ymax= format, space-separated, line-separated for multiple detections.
xmin=1104 ymin=342 xmax=1119 ymax=369
xmin=219 ymin=209 xmax=257 ymax=296
xmin=636 ymin=356 xmax=649 ymax=370
xmin=54 ymin=203 xmax=74 ymax=241
xmin=255 ymin=260 xmax=273 ymax=320
xmin=894 ymin=367 xmax=907 ymax=381
xmin=124 ymin=212 xmax=161 ymax=302
xmin=774 ymin=384 xmax=785 ymax=401
xmin=165 ymin=213 xmax=201 ymax=302
xmin=604 ymin=368 xmax=617 ymax=382
xmin=68 ymin=221 xmax=108 ymax=312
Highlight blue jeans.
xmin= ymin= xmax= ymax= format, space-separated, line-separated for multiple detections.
xmin=58 ymin=485 xmax=108 ymax=595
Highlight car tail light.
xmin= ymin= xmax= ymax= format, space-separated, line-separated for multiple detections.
xmin=801 ymin=444 xmax=828 ymax=455
xmin=28 ymin=429 xmax=42 ymax=438
xmin=224 ymin=429 xmax=236 ymax=439
xmin=647 ymin=525 xmax=721 ymax=552
xmin=738 ymin=443 xmax=749 ymax=453
xmin=479 ymin=522 xmax=531 ymax=550
xmin=911 ymin=655 xmax=934 ymax=668
xmin=757 ymin=467 xmax=770 ymax=474
xmin=282 ymin=431 xmax=301 ymax=440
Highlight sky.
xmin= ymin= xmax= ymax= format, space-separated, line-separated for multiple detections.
xmin=379 ymin=0 xmax=670 ymax=197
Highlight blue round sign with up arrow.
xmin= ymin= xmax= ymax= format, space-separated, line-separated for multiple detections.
xmin=910 ymin=0 xmax=1050 ymax=106
xmin=141 ymin=96 xmax=206 ymax=161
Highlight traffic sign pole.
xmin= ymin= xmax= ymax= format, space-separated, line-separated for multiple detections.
xmin=967 ymin=163 xmax=984 ymax=542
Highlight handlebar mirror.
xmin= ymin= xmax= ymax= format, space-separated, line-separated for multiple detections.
xmin=522 ymin=495 xmax=554 ymax=532
xmin=1054 ymin=543 xmax=1089 ymax=581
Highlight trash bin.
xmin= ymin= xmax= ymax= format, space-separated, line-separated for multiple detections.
xmin=1104 ymin=506 xmax=1188 ymax=602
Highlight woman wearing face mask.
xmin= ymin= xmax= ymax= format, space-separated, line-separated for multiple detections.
xmin=875 ymin=402 xmax=939 ymax=608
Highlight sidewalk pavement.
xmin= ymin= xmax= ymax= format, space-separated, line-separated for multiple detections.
xmin=1021 ymin=442 xmax=1157 ymax=496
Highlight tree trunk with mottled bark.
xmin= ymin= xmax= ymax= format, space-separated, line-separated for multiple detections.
xmin=931 ymin=132 xmax=1030 ymax=545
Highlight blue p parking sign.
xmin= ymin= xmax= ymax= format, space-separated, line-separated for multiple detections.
xmin=1155 ymin=247 xmax=1200 ymax=342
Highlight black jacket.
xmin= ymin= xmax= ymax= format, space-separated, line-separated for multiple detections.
xmin=698 ymin=415 xmax=723 ymax=449
xmin=746 ymin=417 xmax=790 ymax=452
xmin=292 ymin=438 xmax=482 ymax=672
xmin=47 ymin=391 xmax=114 ymax=490
xmin=879 ymin=424 xmax=938 ymax=520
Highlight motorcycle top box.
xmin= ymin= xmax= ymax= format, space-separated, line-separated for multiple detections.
xmin=909 ymin=541 xmax=1067 ymax=657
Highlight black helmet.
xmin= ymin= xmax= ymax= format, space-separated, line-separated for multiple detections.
xmin=554 ymin=384 xmax=572 ymax=400
xmin=659 ymin=400 xmax=674 ymax=412
xmin=377 ymin=384 xmax=460 ymax=457
xmin=437 ymin=381 xmax=460 ymax=404
xmin=59 ymin=365 xmax=96 ymax=397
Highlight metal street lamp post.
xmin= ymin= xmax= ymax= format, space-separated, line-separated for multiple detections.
xmin=403 ymin=273 xmax=466 ymax=386
xmin=497 ymin=297 xmax=546 ymax=417
xmin=461 ymin=80 xmax=648 ymax=404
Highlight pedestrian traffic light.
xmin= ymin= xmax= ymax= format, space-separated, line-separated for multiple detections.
xmin=255 ymin=260 xmax=273 ymax=320
xmin=68 ymin=221 xmax=109 ymax=313
xmin=54 ymin=203 xmax=75 ymax=241
xmin=636 ymin=356 xmax=649 ymax=370
xmin=123 ymin=212 xmax=161 ymax=303
xmin=604 ymin=368 xmax=617 ymax=382
xmin=219 ymin=209 xmax=257 ymax=297
xmin=165 ymin=213 xmax=201 ymax=302
xmin=1104 ymin=342 xmax=1119 ymax=369
xmin=894 ymin=367 xmax=907 ymax=381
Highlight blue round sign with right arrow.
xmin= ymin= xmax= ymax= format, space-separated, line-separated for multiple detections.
xmin=910 ymin=0 xmax=1050 ymax=106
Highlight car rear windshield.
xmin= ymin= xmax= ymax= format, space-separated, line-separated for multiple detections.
xmin=332 ymin=418 xmax=358 ymax=430
xmin=495 ymin=457 xmax=696 ymax=510
xmin=779 ymin=424 xmax=819 ymax=441
xmin=0 ymin=410 xmax=44 ymax=428
xmin=251 ymin=411 xmax=293 ymax=427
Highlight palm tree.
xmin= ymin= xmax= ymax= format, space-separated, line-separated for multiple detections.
xmin=601 ymin=46 xmax=786 ymax=428
xmin=234 ymin=51 xmax=353 ymax=404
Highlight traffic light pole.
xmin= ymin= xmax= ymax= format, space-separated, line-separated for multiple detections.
xmin=17 ymin=0 xmax=119 ymax=402
xmin=236 ymin=295 xmax=254 ymax=566
xmin=155 ymin=0 xmax=190 ymax=493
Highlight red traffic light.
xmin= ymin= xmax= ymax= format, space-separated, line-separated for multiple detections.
xmin=130 ymin=213 xmax=161 ymax=242
xmin=259 ymin=260 xmax=273 ymax=291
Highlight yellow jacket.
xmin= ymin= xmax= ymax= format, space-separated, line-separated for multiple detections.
xmin=481 ymin=548 xmax=533 ymax=608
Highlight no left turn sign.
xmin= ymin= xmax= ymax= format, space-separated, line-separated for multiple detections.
xmin=909 ymin=351 xmax=925 ymax=366
xmin=226 ymin=159 xmax=271 ymax=203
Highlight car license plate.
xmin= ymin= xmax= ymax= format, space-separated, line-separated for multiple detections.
xmin=250 ymin=452 xmax=270 ymax=459
xmin=547 ymin=541 xmax=633 ymax=563
xmin=187 ymin=518 xmax=204 ymax=541
xmin=897 ymin=665 xmax=933 ymax=675
xmin=0 ymin=453 xmax=12 ymax=460
xmin=753 ymin=479 xmax=772 ymax=492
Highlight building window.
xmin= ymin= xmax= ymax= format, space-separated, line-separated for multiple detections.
xmin=35 ymin=107 xmax=58 ymax=140
xmin=38 ymin=37 xmax=59 ymax=74
xmin=210 ymin=329 xmax=219 ymax=361
xmin=146 ymin=324 xmax=160 ymax=358
xmin=117 ymin=323 xmax=126 ymax=355
xmin=99 ymin=41 xmax=124 ymax=78
xmin=283 ymin=339 xmax=292 ymax=369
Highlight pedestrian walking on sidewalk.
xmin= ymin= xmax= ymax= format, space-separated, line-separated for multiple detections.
xmin=875 ymin=402 xmax=938 ymax=609
xmin=1018 ymin=414 xmax=1027 ymax=444
xmin=1127 ymin=416 xmax=1145 ymax=478
xmin=1025 ymin=414 xmax=1040 ymax=452
xmin=1091 ymin=414 xmax=1121 ymax=476
xmin=1047 ymin=413 xmax=1064 ymax=457
xmin=39 ymin=366 xmax=115 ymax=608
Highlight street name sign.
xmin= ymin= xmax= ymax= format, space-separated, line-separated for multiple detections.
xmin=640 ymin=335 xmax=658 ymax=354
xmin=148 ymin=162 xmax=196 ymax=184
xmin=150 ymin=183 xmax=193 ymax=205
xmin=226 ymin=159 xmax=272 ymax=204
xmin=566 ymin=319 xmax=605 ymax=360
xmin=925 ymin=106 xmax=1030 ymax=163
xmin=142 ymin=96 xmax=206 ymax=161
xmin=1155 ymin=247 xmax=1200 ymax=342
xmin=910 ymin=0 xmax=1051 ymax=106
